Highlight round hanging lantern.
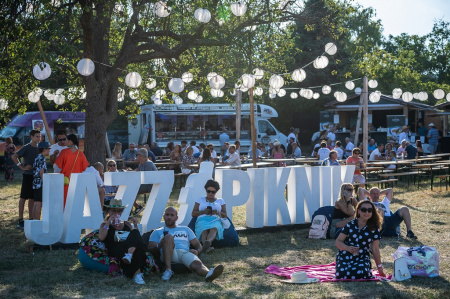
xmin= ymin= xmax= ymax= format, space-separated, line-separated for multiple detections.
xmin=313 ymin=56 xmax=329 ymax=69
xmin=44 ymin=90 xmax=54 ymax=101
xmin=136 ymin=99 xmax=144 ymax=105
xmin=155 ymin=1 xmax=171 ymax=17
xmin=402 ymin=92 xmax=413 ymax=102
xmin=313 ymin=93 xmax=320 ymax=99
xmin=433 ymin=89 xmax=445 ymax=99
xmin=117 ymin=88 xmax=125 ymax=102
xmin=305 ymin=89 xmax=314 ymax=99
xmin=125 ymin=72 xmax=142 ymax=88
xmin=325 ymin=43 xmax=337 ymax=55
xmin=413 ymin=93 xmax=419 ymax=99
xmin=335 ymin=92 xmax=347 ymax=102
xmin=194 ymin=8 xmax=211 ymax=23
xmin=129 ymin=89 xmax=139 ymax=100
xmin=54 ymin=94 xmax=65 ymax=105
xmin=188 ymin=91 xmax=198 ymax=100
xmin=392 ymin=88 xmax=402 ymax=99
xmin=446 ymin=93 xmax=450 ymax=102
xmin=269 ymin=93 xmax=276 ymax=99
xmin=28 ymin=91 xmax=40 ymax=103
xmin=195 ymin=95 xmax=203 ymax=103
xmin=418 ymin=91 xmax=428 ymax=101
xmin=239 ymin=86 xmax=248 ymax=92
xmin=277 ymin=89 xmax=286 ymax=97
xmin=369 ymin=92 xmax=380 ymax=103
xmin=33 ymin=62 xmax=51 ymax=80
xmin=299 ymin=89 xmax=306 ymax=98
xmin=269 ymin=74 xmax=284 ymax=89
xmin=56 ymin=88 xmax=64 ymax=95
xmin=34 ymin=87 xmax=43 ymax=96
xmin=146 ymin=78 xmax=156 ymax=89
xmin=253 ymin=87 xmax=262 ymax=96
xmin=269 ymin=87 xmax=278 ymax=94
xmin=155 ymin=89 xmax=166 ymax=98
xmin=168 ymin=78 xmax=185 ymax=93
xmin=207 ymin=72 xmax=217 ymax=81
xmin=173 ymin=95 xmax=183 ymax=105
xmin=322 ymin=85 xmax=331 ymax=94
xmin=218 ymin=90 xmax=224 ymax=97
xmin=368 ymin=79 xmax=378 ymax=88
xmin=355 ymin=87 xmax=362 ymax=95
xmin=77 ymin=58 xmax=95 ymax=76
xmin=292 ymin=69 xmax=306 ymax=82
xmin=345 ymin=81 xmax=355 ymax=90
xmin=0 ymin=98 xmax=8 ymax=110
xmin=211 ymin=89 xmax=221 ymax=98
xmin=154 ymin=99 xmax=163 ymax=105
xmin=181 ymin=72 xmax=193 ymax=83
xmin=230 ymin=2 xmax=247 ymax=16
xmin=290 ymin=92 xmax=298 ymax=99
xmin=209 ymin=75 xmax=225 ymax=89
xmin=253 ymin=68 xmax=264 ymax=80
xmin=241 ymin=74 xmax=255 ymax=89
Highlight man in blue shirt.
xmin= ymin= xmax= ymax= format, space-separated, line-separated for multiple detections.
xmin=122 ymin=143 xmax=137 ymax=169
xmin=148 ymin=207 xmax=224 ymax=282
xmin=427 ymin=123 xmax=439 ymax=154
xmin=219 ymin=129 xmax=230 ymax=157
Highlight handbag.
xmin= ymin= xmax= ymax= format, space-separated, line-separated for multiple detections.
xmin=392 ymin=257 xmax=411 ymax=282
xmin=64 ymin=150 xmax=80 ymax=186
xmin=393 ymin=246 xmax=439 ymax=277
xmin=220 ymin=217 xmax=231 ymax=229
xmin=114 ymin=230 xmax=130 ymax=242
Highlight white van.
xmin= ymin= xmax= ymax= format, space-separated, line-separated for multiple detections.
xmin=129 ymin=103 xmax=287 ymax=153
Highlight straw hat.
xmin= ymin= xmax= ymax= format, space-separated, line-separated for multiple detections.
xmin=104 ymin=198 xmax=128 ymax=209
xmin=428 ymin=123 xmax=435 ymax=127
xmin=401 ymin=125 xmax=408 ymax=131
xmin=273 ymin=139 xmax=281 ymax=146
xmin=281 ymin=271 xmax=319 ymax=284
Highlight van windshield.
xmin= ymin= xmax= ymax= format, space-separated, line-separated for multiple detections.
xmin=0 ymin=126 xmax=20 ymax=139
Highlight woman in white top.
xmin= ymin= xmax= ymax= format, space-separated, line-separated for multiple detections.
xmin=191 ymin=180 xmax=227 ymax=253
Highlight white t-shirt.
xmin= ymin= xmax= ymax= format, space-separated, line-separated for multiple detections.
xmin=327 ymin=132 xmax=336 ymax=141
xmin=196 ymin=197 xmax=226 ymax=218
xmin=192 ymin=146 xmax=200 ymax=154
xmin=369 ymin=148 xmax=382 ymax=161
xmin=287 ymin=132 xmax=297 ymax=143
xmin=83 ymin=166 xmax=104 ymax=187
xmin=49 ymin=143 xmax=68 ymax=173
xmin=227 ymin=152 xmax=241 ymax=166
xmin=345 ymin=142 xmax=354 ymax=154
xmin=372 ymin=197 xmax=392 ymax=218
xmin=334 ymin=147 xmax=344 ymax=160
xmin=399 ymin=132 xmax=409 ymax=143
xmin=200 ymin=150 xmax=217 ymax=158
xmin=317 ymin=148 xmax=330 ymax=161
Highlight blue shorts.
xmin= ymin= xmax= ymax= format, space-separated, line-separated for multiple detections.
xmin=383 ymin=210 xmax=403 ymax=231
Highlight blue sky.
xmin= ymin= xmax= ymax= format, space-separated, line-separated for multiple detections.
xmin=356 ymin=0 xmax=450 ymax=37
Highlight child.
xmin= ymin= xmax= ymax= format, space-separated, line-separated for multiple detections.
xmin=32 ymin=141 xmax=51 ymax=220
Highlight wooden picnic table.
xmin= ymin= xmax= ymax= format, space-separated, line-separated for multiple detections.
xmin=263 ymin=158 xmax=296 ymax=163
xmin=216 ymin=161 xmax=274 ymax=169
xmin=154 ymin=161 xmax=181 ymax=168
xmin=411 ymin=162 xmax=450 ymax=190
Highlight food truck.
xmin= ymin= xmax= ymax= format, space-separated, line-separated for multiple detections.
xmin=129 ymin=103 xmax=287 ymax=153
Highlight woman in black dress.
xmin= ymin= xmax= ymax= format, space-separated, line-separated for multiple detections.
xmin=98 ymin=199 xmax=147 ymax=284
xmin=330 ymin=183 xmax=358 ymax=239
xmin=335 ymin=200 xmax=386 ymax=279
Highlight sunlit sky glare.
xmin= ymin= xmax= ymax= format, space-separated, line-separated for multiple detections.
xmin=355 ymin=0 xmax=450 ymax=37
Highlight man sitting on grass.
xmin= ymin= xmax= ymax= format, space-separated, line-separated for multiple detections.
xmin=358 ymin=187 xmax=417 ymax=239
xmin=148 ymin=207 xmax=224 ymax=282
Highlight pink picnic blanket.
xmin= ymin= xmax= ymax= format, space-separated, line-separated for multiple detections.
xmin=265 ymin=262 xmax=391 ymax=282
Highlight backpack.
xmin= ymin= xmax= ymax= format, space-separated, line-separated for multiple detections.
xmin=308 ymin=215 xmax=329 ymax=239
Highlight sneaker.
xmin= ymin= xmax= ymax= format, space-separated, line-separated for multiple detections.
xmin=406 ymin=230 xmax=418 ymax=239
xmin=16 ymin=219 xmax=24 ymax=230
xmin=122 ymin=253 xmax=132 ymax=264
xmin=205 ymin=264 xmax=224 ymax=282
xmin=133 ymin=273 xmax=145 ymax=285
xmin=134 ymin=205 xmax=144 ymax=216
xmin=161 ymin=269 xmax=174 ymax=281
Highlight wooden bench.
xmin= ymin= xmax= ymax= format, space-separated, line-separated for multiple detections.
xmin=174 ymin=173 xmax=189 ymax=188
xmin=357 ymin=179 xmax=398 ymax=189
xmin=378 ymin=172 xmax=420 ymax=187
xmin=434 ymin=174 xmax=450 ymax=191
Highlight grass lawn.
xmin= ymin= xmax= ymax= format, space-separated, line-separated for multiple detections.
xmin=0 ymin=174 xmax=449 ymax=298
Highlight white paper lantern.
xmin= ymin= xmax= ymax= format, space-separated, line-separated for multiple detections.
xmin=241 ymin=74 xmax=255 ymax=89
xmin=0 ymin=98 xmax=8 ymax=110
xmin=292 ymin=69 xmax=306 ymax=82
xmin=125 ymin=72 xmax=142 ymax=88
xmin=209 ymin=75 xmax=225 ymax=89
xmin=146 ymin=78 xmax=156 ymax=89
xmin=211 ymin=89 xmax=221 ymax=98
xmin=299 ymin=88 xmax=306 ymax=97
xmin=345 ymin=81 xmax=355 ymax=90
xmin=305 ymin=89 xmax=314 ymax=99
xmin=188 ymin=91 xmax=198 ymax=100
xmin=325 ymin=43 xmax=337 ymax=55
xmin=269 ymin=75 xmax=284 ymax=89
xmin=369 ymin=92 xmax=380 ymax=103
xmin=55 ymin=88 xmax=64 ymax=95
xmin=129 ymin=89 xmax=139 ymax=100
xmin=117 ymin=88 xmax=125 ymax=102
xmin=155 ymin=1 xmax=171 ymax=17
xmin=239 ymin=86 xmax=248 ymax=92
xmin=28 ymin=91 xmax=40 ymax=103
xmin=34 ymin=87 xmax=43 ymax=96
xmin=413 ymin=93 xmax=419 ymax=99
xmin=322 ymin=85 xmax=331 ymax=94
xmin=418 ymin=91 xmax=428 ymax=101
xmin=207 ymin=72 xmax=217 ymax=81
xmin=446 ymin=93 xmax=450 ymax=102
xmin=392 ymin=88 xmax=402 ymax=99
xmin=368 ymin=79 xmax=378 ymax=88
xmin=314 ymin=56 xmax=329 ymax=69
xmin=269 ymin=87 xmax=278 ymax=94
xmin=136 ymin=99 xmax=144 ymax=105
xmin=154 ymin=99 xmax=163 ymax=105
xmin=313 ymin=92 xmax=320 ymax=99
xmin=355 ymin=87 xmax=362 ymax=95
xmin=253 ymin=68 xmax=264 ymax=80
xmin=230 ymin=2 xmax=247 ymax=16
xmin=254 ymin=87 xmax=263 ymax=96
xmin=77 ymin=58 xmax=95 ymax=76
xmin=54 ymin=94 xmax=65 ymax=105
xmin=335 ymin=92 xmax=347 ymax=102
xmin=181 ymin=72 xmax=193 ymax=83
xmin=168 ymin=78 xmax=185 ymax=93
xmin=433 ymin=89 xmax=445 ymax=100
xmin=218 ymin=90 xmax=224 ymax=97
xmin=402 ymin=92 xmax=413 ymax=102
xmin=195 ymin=95 xmax=203 ymax=103
xmin=194 ymin=8 xmax=211 ymax=23
xmin=33 ymin=62 xmax=51 ymax=80
xmin=173 ymin=95 xmax=183 ymax=105
xmin=269 ymin=93 xmax=276 ymax=99
xmin=277 ymin=89 xmax=286 ymax=97
xmin=290 ymin=92 xmax=298 ymax=99
xmin=44 ymin=90 xmax=54 ymax=101
xmin=155 ymin=90 xmax=166 ymax=98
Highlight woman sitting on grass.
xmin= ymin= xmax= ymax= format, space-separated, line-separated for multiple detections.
xmin=335 ymin=200 xmax=386 ymax=279
xmin=191 ymin=180 xmax=227 ymax=254
xmin=98 ymin=199 xmax=147 ymax=285
xmin=329 ymin=183 xmax=358 ymax=239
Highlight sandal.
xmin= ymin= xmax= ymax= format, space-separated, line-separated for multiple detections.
xmin=205 ymin=246 xmax=214 ymax=254
xmin=203 ymin=240 xmax=211 ymax=251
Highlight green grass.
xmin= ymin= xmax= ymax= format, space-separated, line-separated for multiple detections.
xmin=0 ymin=174 xmax=449 ymax=298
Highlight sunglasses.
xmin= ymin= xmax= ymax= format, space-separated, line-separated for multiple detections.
xmin=108 ymin=164 xmax=116 ymax=167
xmin=58 ymin=138 xmax=67 ymax=141
xmin=346 ymin=189 xmax=354 ymax=191
xmin=359 ymin=208 xmax=373 ymax=213
xmin=206 ymin=190 xmax=217 ymax=194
